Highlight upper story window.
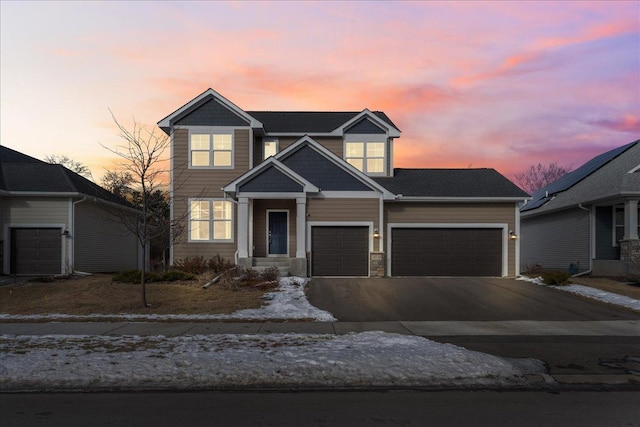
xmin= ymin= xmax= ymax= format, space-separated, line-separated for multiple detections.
xmin=189 ymin=199 xmax=233 ymax=242
xmin=264 ymin=138 xmax=278 ymax=160
xmin=345 ymin=141 xmax=386 ymax=175
xmin=190 ymin=132 xmax=233 ymax=168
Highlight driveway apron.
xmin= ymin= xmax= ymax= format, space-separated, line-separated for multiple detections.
xmin=305 ymin=277 xmax=640 ymax=322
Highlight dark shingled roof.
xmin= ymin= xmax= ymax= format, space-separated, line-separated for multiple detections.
xmin=0 ymin=146 xmax=135 ymax=209
xmin=374 ymin=168 xmax=530 ymax=198
xmin=521 ymin=140 xmax=639 ymax=212
xmin=247 ymin=111 xmax=398 ymax=134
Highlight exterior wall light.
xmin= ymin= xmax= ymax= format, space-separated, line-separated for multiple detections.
xmin=509 ymin=230 xmax=518 ymax=240
xmin=373 ymin=228 xmax=380 ymax=238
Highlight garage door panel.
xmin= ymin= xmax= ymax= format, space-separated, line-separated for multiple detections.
xmin=11 ymin=228 xmax=62 ymax=275
xmin=392 ymin=228 xmax=502 ymax=276
xmin=312 ymin=227 xmax=368 ymax=276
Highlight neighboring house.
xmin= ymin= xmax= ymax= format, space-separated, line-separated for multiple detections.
xmin=158 ymin=88 xmax=529 ymax=278
xmin=520 ymin=140 xmax=640 ymax=276
xmin=0 ymin=146 xmax=142 ymax=275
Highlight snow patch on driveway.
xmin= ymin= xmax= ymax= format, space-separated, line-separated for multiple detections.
xmin=0 ymin=332 xmax=544 ymax=391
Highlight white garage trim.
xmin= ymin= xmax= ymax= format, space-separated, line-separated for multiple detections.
xmin=387 ymin=222 xmax=509 ymax=277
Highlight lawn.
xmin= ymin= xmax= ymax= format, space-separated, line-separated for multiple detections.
xmin=0 ymin=274 xmax=274 ymax=316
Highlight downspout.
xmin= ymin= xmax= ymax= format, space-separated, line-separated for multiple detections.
xmin=223 ymin=191 xmax=240 ymax=266
xmin=71 ymin=197 xmax=91 ymax=275
xmin=573 ymin=203 xmax=593 ymax=277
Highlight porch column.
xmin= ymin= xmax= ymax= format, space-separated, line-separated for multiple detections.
xmin=624 ymin=200 xmax=639 ymax=240
xmin=238 ymin=197 xmax=249 ymax=258
xmin=296 ymin=197 xmax=306 ymax=258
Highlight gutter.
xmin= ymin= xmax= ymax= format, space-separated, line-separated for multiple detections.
xmin=70 ymin=197 xmax=88 ymax=275
xmin=572 ymin=203 xmax=593 ymax=277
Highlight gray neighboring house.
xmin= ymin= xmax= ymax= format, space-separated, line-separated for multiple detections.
xmin=160 ymin=88 xmax=529 ymax=278
xmin=520 ymin=140 xmax=640 ymax=276
xmin=0 ymin=146 xmax=142 ymax=275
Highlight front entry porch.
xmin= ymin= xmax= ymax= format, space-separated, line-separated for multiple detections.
xmin=236 ymin=197 xmax=308 ymax=277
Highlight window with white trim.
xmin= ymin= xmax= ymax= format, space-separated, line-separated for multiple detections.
xmin=345 ymin=141 xmax=385 ymax=174
xmin=613 ymin=206 xmax=640 ymax=246
xmin=264 ymin=138 xmax=278 ymax=159
xmin=190 ymin=132 xmax=233 ymax=168
xmin=190 ymin=199 xmax=233 ymax=242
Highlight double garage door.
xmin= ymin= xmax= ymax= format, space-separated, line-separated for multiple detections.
xmin=310 ymin=226 xmax=503 ymax=277
xmin=10 ymin=228 xmax=62 ymax=275
xmin=391 ymin=228 xmax=502 ymax=276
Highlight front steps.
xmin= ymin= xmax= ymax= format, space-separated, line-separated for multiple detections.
xmin=250 ymin=257 xmax=290 ymax=277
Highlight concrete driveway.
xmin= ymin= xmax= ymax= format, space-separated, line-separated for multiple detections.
xmin=306 ymin=277 xmax=640 ymax=322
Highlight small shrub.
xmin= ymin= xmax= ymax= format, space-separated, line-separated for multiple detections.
xmin=173 ymin=256 xmax=208 ymax=275
xmin=541 ymin=271 xmax=571 ymax=286
xmin=207 ymin=254 xmax=235 ymax=273
xmin=159 ymin=270 xmax=196 ymax=282
xmin=260 ymin=266 xmax=280 ymax=282
xmin=521 ymin=262 xmax=543 ymax=276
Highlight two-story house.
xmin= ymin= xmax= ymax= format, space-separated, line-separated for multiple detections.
xmin=158 ymin=88 xmax=529 ymax=277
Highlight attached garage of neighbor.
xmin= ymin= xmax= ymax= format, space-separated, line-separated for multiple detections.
xmin=390 ymin=227 xmax=504 ymax=277
xmin=311 ymin=226 xmax=369 ymax=276
xmin=10 ymin=228 xmax=62 ymax=275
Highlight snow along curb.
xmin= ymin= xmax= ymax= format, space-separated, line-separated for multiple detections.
xmin=0 ymin=332 xmax=545 ymax=392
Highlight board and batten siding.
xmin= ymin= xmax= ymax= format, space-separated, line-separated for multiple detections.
xmin=74 ymin=201 xmax=139 ymax=272
xmin=171 ymin=128 xmax=250 ymax=263
xmin=385 ymin=202 xmax=518 ymax=276
xmin=520 ymin=208 xmax=590 ymax=273
xmin=252 ymin=199 xmax=297 ymax=257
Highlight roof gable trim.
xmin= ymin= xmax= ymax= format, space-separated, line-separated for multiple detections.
xmin=223 ymin=158 xmax=319 ymax=195
xmin=335 ymin=109 xmax=401 ymax=137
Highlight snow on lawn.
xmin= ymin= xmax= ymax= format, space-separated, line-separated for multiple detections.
xmin=0 ymin=277 xmax=337 ymax=322
xmin=517 ymin=276 xmax=640 ymax=312
xmin=0 ymin=332 xmax=544 ymax=391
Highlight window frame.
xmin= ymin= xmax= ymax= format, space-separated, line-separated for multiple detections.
xmin=344 ymin=135 xmax=387 ymax=176
xmin=612 ymin=205 xmax=640 ymax=246
xmin=188 ymin=198 xmax=234 ymax=243
xmin=263 ymin=138 xmax=279 ymax=160
xmin=188 ymin=128 xmax=235 ymax=169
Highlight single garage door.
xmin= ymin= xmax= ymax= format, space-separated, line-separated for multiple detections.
xmin=311 ymin=226 xmax=369 ymax=276
xmin=10 ymin=228 xmax=62 ymax=275
xmin=391 ymin=228 xmax=502 ymax=276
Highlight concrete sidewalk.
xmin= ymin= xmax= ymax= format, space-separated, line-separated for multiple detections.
xmin=2 ymin=320 xmax=640 ymax=337
xmin=2 ymin=320 xmax=639 ymax=389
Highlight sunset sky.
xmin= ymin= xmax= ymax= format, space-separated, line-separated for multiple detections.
xmin=1 ymin=1 xmax=638 ymax=186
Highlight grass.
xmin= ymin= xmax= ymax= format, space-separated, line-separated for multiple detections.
xmin=570 ymin=276 xmax=640 ymax=300
xmin=0 ymin=273 xmax=277 ymax=316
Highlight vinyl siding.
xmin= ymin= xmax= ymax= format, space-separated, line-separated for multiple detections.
xmin=308 ymin=198 xmax=380 ymax=228
xmin=74 ymin=201 xmax=139 ymax=272
xmin=252 ymin=200 xmax=297 ymax=257
xmin=171 ymin=128 xmax=250 ymax=262
xmin=385 ymin=202 xmax=518 ymax=276
xmin=2 ymin=197 xmax=69 ymax=226
xmin=279 ymin=137 xmax=344 ymax=158
xmin=520 ymin=208 xmax=590 ymax=272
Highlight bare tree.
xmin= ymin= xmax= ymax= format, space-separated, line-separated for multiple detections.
xmin=514 ymin=162 xmax=572 ymax=194
xmin=101 ymin=111 xmax=170 ymax=307
xmin=101 ymin=170 xmax=135 ymax=200
xmin=45 ymin=154 xmax=93 ymax=179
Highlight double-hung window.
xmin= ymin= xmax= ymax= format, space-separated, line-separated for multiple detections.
xmin=190 ymin=132 xmax=233 ymax=168
xmin=345 ymin=141 xmax=386 ymax=175
xmin=263 ymin=138 xmax=278 ymax=159
xmin=613 ymin=206 xmax=640 ymax=246
xmin=190 ymin=199 xmax=233 ymax=242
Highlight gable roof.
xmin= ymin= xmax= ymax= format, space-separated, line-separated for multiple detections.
xmin=522 ymin=140 xmax=639 ymax=213
xmin=374 ymin=169 xmax=530 ymax=200
xmin=248 ymin=110 xmax=399 ymax=135
xmin=223 ymin=157 xmax=319 ymax=196
xmin=0 ymin=146 xmax=135 ymax=209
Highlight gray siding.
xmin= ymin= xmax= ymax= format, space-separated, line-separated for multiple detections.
xmin=2 ymin=197 xmax=69 ymax=226
xmin=520 ymin=208 xmax=590 ymax=272
xmin=595 ymin=207 xmax=619 ymax=260
xmin=282 ymin=146 xmax=373 ymax=191
xmin=239 ymin=167 xmax=303 ymax=192
xmin=345 ymin=118 xmax=386 ymax=134
xmin=175 ymin=97 xmax=249 ymax=127
xmin=74 ymin=201 xmax=139 ymax=272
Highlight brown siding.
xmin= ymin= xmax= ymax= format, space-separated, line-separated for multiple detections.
xmin=171 ymin=128 xmax=250 ymax=263
xmin=385 ymin=202 xmax=518 ymax=276
xmin=279 ymin=137 xmax=344 ymax=158
xmin=252 ymin=199 xmax=297 ymax=257
xmin=308 ymin=198 xmax=380 ymax=229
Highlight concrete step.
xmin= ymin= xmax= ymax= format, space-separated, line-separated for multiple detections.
xmin=250 ymin=265 xmax=290 ymax=277
xmin=252 ymin=257 xmax=289 ymax=267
